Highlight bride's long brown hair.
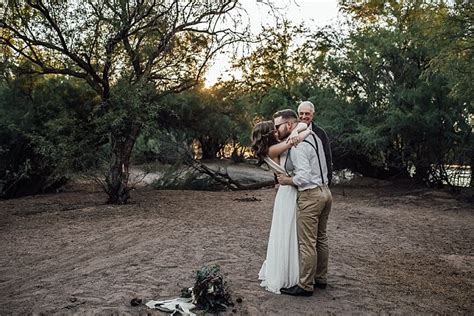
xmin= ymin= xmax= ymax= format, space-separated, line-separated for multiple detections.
xmin=251 ymin=120 xmax=278 ymax=159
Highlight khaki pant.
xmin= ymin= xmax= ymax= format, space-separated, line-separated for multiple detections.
xmin=296 ymin=185 xmax=332 ymax=291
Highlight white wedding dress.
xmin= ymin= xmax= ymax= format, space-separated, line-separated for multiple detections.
xmin=258 ymin=151 xmax=299 ymax=294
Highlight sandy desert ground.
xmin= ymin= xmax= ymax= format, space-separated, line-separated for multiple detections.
xmin=0 ymin=164 xmax=472 ymax=315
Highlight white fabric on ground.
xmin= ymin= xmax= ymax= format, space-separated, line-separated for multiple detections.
xmin=145 ymin=297 xmax=196 ymax=315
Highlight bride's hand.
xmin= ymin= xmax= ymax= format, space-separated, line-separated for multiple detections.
xmin=286 ymin=136 xmax=299 ymax=147
xmin=276 ymin=174 xmax=293 ymax=185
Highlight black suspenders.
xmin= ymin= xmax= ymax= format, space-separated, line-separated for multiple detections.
xmin=286 ymin=134 xmax=325 ymax=184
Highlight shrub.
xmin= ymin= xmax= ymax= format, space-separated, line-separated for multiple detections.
xmin=0 ymin=125 xmax=67 ymax=198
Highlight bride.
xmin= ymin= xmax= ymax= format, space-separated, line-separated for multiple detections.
xmin=251 ymin=120 xmax=310 ymax=294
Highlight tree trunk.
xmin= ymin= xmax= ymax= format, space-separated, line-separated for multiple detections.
xmin=412 ymin=163 xmax=434 ymax=186
xmin=470 ymin=160 xmax=474 ymax=188
xmin=106 ymin=124 xmax=141 ymax=204
xmin=185 ymin=157 xmax=275 ymax=190
xmin=199 ymin=137 xmax=221 ymax=160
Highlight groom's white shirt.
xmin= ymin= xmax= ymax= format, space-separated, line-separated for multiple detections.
xmin=285 ymin=132 xmax=328 ymax=191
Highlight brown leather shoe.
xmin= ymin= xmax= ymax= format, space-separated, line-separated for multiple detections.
xmin=280 ymin=285 xmax=313 ymax=297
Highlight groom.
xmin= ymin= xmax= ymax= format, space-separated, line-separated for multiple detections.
xmin=273 ymin=109 xmax=333 ymax=297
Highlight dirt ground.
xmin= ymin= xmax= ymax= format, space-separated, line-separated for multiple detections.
xmin=0 ymin=164 xmax=473 ymax=314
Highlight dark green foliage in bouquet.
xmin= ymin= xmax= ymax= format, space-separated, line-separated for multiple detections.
xmin=192 ymin=265 xmax=233 ymax=313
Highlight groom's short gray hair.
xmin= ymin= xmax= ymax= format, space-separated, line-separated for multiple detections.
xmin=273 ymin=109 xmax=298 ymax=120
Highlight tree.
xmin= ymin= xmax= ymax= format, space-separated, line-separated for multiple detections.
xmin=1 ymin=0 xmax=248 ymax=203
xmin=427 ymin=0 xmax=474 ymax=186
xmin=314 ymin=0 xmax=473 ymax=184
xmin=0 ymin=72 xmax=99 ymax=198
xmin=158 ymin=84 xmax=233 ymax=160
xmin=232 ymin=20 xmax=312 ymax=117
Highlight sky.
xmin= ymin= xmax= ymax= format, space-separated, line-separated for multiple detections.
xmin=205 ymin=0 xmax=341 ymax=86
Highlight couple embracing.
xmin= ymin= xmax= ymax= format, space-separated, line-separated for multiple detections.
xmin=251 ymin=101 xmax=333 ymax=297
